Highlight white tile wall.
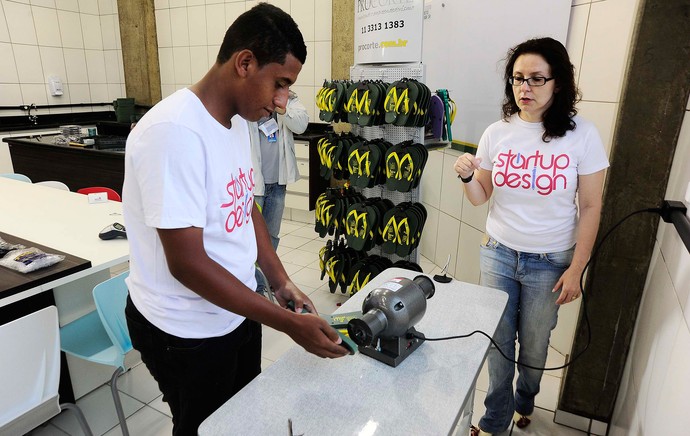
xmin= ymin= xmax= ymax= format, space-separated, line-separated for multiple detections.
xmin=98 ymin=0 xmax=115 ymax=15
xmin=82 ymin=14 xmax=104 ymax=50
xmin=578 ymin=0 xmax=640 ymax=103
xmin=187 ymin=5 xmax=207 ymax=46
xmin=0 ymin=83 xmax=23 ymax=106
xmin=85 ymin=50 xmax=108 ymax=83
xmin=439 ymin=152 xmax=464 ymax=219
xmin=155 ymin=9 xmax=172 ymax=47
xmin=0 ymin=0 xmax=124 ymax=113
xmin=0 ymin=3 xmax=10 ymax=42
xmin=100 ymin=14 xmax=117 ymax=50
xmin=33 ymin=6 xmax=61 ymax=46
xmin=172 ymin=46 xmax=192 ymax=85
xmin=56 ymin=0 xmax=79 ymax=12
xmin=434 ymin=211 xmax=460 ymax=277
xmin=224 ymin=2 xmax=245 ymax=27
xmin=78 ymin=0 xmax=99 ymax=15
xmin=5 ymin=1 xmax=37 ymax=45
xmin=565 ymin=3 xmax=589 ymax=84
xmin=420 ymin=149 xmax=443 ymax=210
xmin=419 ymin=203 xmax=440 ymax=262
xmin=64 ymin=48 xmax=89 ymax=83
xmin=577 ymin=101 xmax=618 ymax=157
xmin=170 ymin=7 xmax=190 ymax=47
xmin=154 ymin=0 xmax=330 ymax=121
xmin=455 ymin=223 xmax=482 ymax=284
xmin=58 ymin=10 xmax=84 ymax=48
xmin=14 ymin=45 xmax=44 ymax=83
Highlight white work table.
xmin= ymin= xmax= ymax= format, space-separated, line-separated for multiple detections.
xmin=200 ymin=268 xmax=508 ymax=436
xmin=0 ymin=177 xmax=128 ymax=308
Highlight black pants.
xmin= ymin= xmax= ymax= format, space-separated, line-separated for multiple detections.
xmin=125 ymin=296 xmax=262 ymax=436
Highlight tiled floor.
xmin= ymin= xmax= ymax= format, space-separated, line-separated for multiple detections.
xmin=33 ymin=219 xmax=587 ymax=436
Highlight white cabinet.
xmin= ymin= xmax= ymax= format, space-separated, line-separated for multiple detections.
xmin=286 ymin=140 xmax=310 ymax=211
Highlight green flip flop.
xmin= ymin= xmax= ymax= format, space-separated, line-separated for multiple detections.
xmin=394 ymin=79 xmax=419 ymax=127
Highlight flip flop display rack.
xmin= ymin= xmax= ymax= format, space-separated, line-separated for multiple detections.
xmin=312 ymin=64 xmax=433 ymax=295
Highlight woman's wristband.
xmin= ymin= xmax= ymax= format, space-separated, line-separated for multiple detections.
xmin=459 ymin=172 xmax=474 ymax=183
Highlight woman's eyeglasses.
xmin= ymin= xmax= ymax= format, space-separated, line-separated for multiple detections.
xmin=508 ymin=76 xmax=554 ymax=87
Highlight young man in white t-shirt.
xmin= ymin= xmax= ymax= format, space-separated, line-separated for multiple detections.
xmin=122 ymin=4 xmax=348 ymax=434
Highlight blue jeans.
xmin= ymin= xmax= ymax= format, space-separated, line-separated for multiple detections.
xmin=254 ymin=183 xmax=286 ymax=251
xmin=254 ymin=183 xmax=286 ymax=294
xmin=478 ymin=236 xmax=574 ymax=434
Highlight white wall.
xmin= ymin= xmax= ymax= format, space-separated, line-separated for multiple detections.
xmin=153 ymin=0 xmax=331 ymax=125
xmin=0 ymin=0 xmax=125 ymax=115
xmin=0 ymin=0 xmax=125 ymax=172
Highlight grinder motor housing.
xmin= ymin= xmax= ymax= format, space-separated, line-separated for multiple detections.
xmin=347 ymin=275 xmax=435 ymax=367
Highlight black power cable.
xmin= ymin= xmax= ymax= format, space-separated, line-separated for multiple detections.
xmin=409 ymin=207 xmax=662 ymax=371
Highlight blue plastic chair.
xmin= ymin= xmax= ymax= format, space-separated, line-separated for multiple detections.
xmin=0 ymin=172 xmax=32 ymax=183
xmin=59 ymin=271 xmax=132 ymax=436
xmin=0 ymin=306 xmax=92 ymax=435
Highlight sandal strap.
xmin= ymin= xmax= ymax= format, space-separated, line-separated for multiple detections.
xmin=512 ymin=411 xmax=532 ymax=429
xmin=470 ymin=425 xmax=492 ymax=436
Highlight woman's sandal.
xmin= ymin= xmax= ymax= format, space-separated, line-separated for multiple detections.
xmin=513 ymin=411 xmax=532 ymax=428
xmin=470 ymin=425 xmax=492 ymax=436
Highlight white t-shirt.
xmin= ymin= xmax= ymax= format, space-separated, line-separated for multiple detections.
xmin=477 ymin=114 xmax=609 ymax=253
xmin=123 ymin=88 xmax=257 ymax=338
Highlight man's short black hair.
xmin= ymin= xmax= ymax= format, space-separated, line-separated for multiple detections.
xmin=216 ymin=3 xmax=307 ymax=67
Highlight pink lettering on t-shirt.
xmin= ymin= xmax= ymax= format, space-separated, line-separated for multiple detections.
xmin=494 ymin=149 xmax=570 ymax=195
xmin=221 ymin=167 xmax=256 ymax=233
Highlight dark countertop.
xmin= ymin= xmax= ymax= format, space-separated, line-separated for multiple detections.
xmin=0 ymin=111 xmax=119 ymax=132
xmin=3 ymin=134 xmax=126 ymax=156
xmin=2 ymin=110 xmax=333 ymax=138
xmin=294 ymin=122 xmax=332 ymax=141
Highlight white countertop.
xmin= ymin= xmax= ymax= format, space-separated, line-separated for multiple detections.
xmin=199 ymin=268 xmax=508 ymax=436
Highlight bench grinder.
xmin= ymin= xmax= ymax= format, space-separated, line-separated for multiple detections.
xmin=347 ymin=275 xmax=435 ymax=367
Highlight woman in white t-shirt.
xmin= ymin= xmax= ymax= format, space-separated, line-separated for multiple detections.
xmin=454 ymin=37 xmax=609 ymax=436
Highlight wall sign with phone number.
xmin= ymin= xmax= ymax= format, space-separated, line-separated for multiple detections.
xmin=361 ymin=19 xmax=405 ymax=34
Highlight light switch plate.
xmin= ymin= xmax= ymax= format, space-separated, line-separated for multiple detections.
xmin=87 ymin=192 xmax=108 ymax=204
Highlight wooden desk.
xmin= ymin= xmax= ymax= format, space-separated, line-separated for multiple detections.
xmin=199 ymin=268 xmax=508 ymax=436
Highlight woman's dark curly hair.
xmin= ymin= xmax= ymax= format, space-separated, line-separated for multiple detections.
xmin=502 ymin=37 xmax=581 ymax=142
